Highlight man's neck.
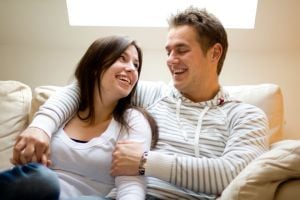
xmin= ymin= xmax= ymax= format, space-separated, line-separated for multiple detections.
xmin=181 ymin=84 xmax=220 ymax=103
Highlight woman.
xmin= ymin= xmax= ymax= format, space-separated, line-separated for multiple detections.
xmin=0 ymin=36 xmax=158 ymax=200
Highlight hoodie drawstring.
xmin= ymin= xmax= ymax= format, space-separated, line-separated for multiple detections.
xmin=176 ymin=99 xmax=210 ymax=157
xmin=176 ymin=99 xmax=188 ymax=141
xmin=194 ymin=106 xmax=210 ymax=157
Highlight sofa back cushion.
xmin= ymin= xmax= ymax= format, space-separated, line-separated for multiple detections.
xmin=224 ymin=84 xmax=284 ymax=144
xmin=0 ymin=81 xmax=32 ymax=171
xmin=29 ymin=85 xmax=61 ymax=122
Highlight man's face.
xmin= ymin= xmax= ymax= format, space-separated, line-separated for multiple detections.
xmin=165 ymin=25 xmax=216 ymax=97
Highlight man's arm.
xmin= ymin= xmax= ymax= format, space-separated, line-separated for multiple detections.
xmin=133 ymin=81 xmax=169 ymax=108
xmin=11 ymin=127 xmax=50 ymax=165
xmin=29 ymin=83 xmax=80 ymax=137
xmin=111 ymin=106 xmax=269 ymax=195
xmin=11 ymin=83 xmax=80 ymax=165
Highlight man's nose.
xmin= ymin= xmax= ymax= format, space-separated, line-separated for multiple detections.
xmin=167 ymin=52 xmax=179 ymax=66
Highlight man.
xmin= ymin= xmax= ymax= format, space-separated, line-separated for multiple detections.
xmin=12 ymin=7 xmax=269 ymax=199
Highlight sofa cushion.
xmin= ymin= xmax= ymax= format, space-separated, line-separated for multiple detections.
xmin=225 ymin=84 xmax=284 ymax=144
xmin=219 ymin=140 xmax=300 ymax=200
xmin=0 ymin=80 xmax=32 ymax=171
xmin=29 ymin=85 xmax=61 ymax=123
xmin=275 ymin=179 xmax=300 ymax=200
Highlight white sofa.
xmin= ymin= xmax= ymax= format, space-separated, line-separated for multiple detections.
xmin=1 ymin=80 xmax=300 ymax=200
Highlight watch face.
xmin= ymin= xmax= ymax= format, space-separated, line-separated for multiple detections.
xmin=138 ymin=151 xmax=148 ymax=175
xmin=139 ymin=168 xmax=145 ymax=175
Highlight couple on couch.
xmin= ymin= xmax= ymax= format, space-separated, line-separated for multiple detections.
xmin=0 ymin=7 xmax=269 ymax=200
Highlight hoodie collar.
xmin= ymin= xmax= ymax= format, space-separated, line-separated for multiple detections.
xmin=171 ymin=86 xmax=232 ymax=107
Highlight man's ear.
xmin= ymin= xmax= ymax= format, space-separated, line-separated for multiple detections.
xmin=211 ymin=43 xmax=223 ymax=62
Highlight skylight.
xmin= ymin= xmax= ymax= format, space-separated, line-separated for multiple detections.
xmin=66 ymin=0 xmax=258 ymax=29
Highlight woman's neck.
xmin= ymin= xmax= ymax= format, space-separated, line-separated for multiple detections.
xmin=93 ymin=100 xmax=116 ymax=124
xmin=64 ymin=104 xmax=114 ymax=142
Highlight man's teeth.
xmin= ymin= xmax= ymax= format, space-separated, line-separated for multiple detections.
xmin=173 ymin=68 xmax=186 ymax=74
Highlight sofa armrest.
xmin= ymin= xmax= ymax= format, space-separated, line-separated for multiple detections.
xmin=219 ymin=140 xmax=300 ymax=200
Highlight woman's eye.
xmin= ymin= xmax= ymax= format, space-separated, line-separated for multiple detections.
xmin=120 ymin=55 xmax=126 ymax=61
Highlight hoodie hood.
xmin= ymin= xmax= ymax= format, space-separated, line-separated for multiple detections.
xmin=171 ymin=86 xmax=233 ymax=107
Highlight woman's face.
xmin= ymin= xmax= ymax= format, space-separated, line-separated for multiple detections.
xmin=100 ymin=45 xmax=139 ymax=102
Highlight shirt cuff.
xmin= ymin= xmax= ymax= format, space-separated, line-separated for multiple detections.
xmin=145 ymin=151 xmax=174 ymax=181
xmin=29 ymin=114 xmax=58 ymax=138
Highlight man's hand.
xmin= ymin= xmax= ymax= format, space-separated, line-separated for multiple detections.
xmin=111 ymin=140 xmax=144 ymax=176
xmin=11 ymin=127 xmax=51 ymax=166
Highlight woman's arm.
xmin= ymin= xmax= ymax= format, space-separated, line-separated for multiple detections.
xmin=114 ymin=109 xmax=152 ymax=200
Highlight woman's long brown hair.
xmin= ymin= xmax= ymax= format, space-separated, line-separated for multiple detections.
xmin=74 ymin=36 xmax=158 ymax=148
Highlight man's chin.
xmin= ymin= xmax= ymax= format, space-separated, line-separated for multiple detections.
xmin=173 ymin=82 xmax=183 ymax=91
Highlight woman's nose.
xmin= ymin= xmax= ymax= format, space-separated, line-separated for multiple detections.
xmin=125 ymin=62 xmax=136 ymax=71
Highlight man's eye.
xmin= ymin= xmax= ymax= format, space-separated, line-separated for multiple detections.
xmin=177 ymin=48 xmax=188 ymax=54
xmin=134 ymin=63 xmax=139 ymax=69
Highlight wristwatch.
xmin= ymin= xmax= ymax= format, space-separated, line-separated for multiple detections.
xmin=138 ymin=151 xmax=148 ymax=176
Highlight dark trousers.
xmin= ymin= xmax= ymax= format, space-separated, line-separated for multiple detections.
xmin=0 ymin=163 xmax=60 ymax=200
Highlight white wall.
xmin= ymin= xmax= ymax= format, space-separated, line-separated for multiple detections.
xmin=0 ymin=45 xmax=81 ymax=87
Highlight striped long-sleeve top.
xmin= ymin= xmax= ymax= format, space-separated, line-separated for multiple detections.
xmin=30 ymin=81 xmax=269 ymax=199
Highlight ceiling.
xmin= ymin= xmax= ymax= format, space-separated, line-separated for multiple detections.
xmin=0 ymin=0 xmax=299 ymax=52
